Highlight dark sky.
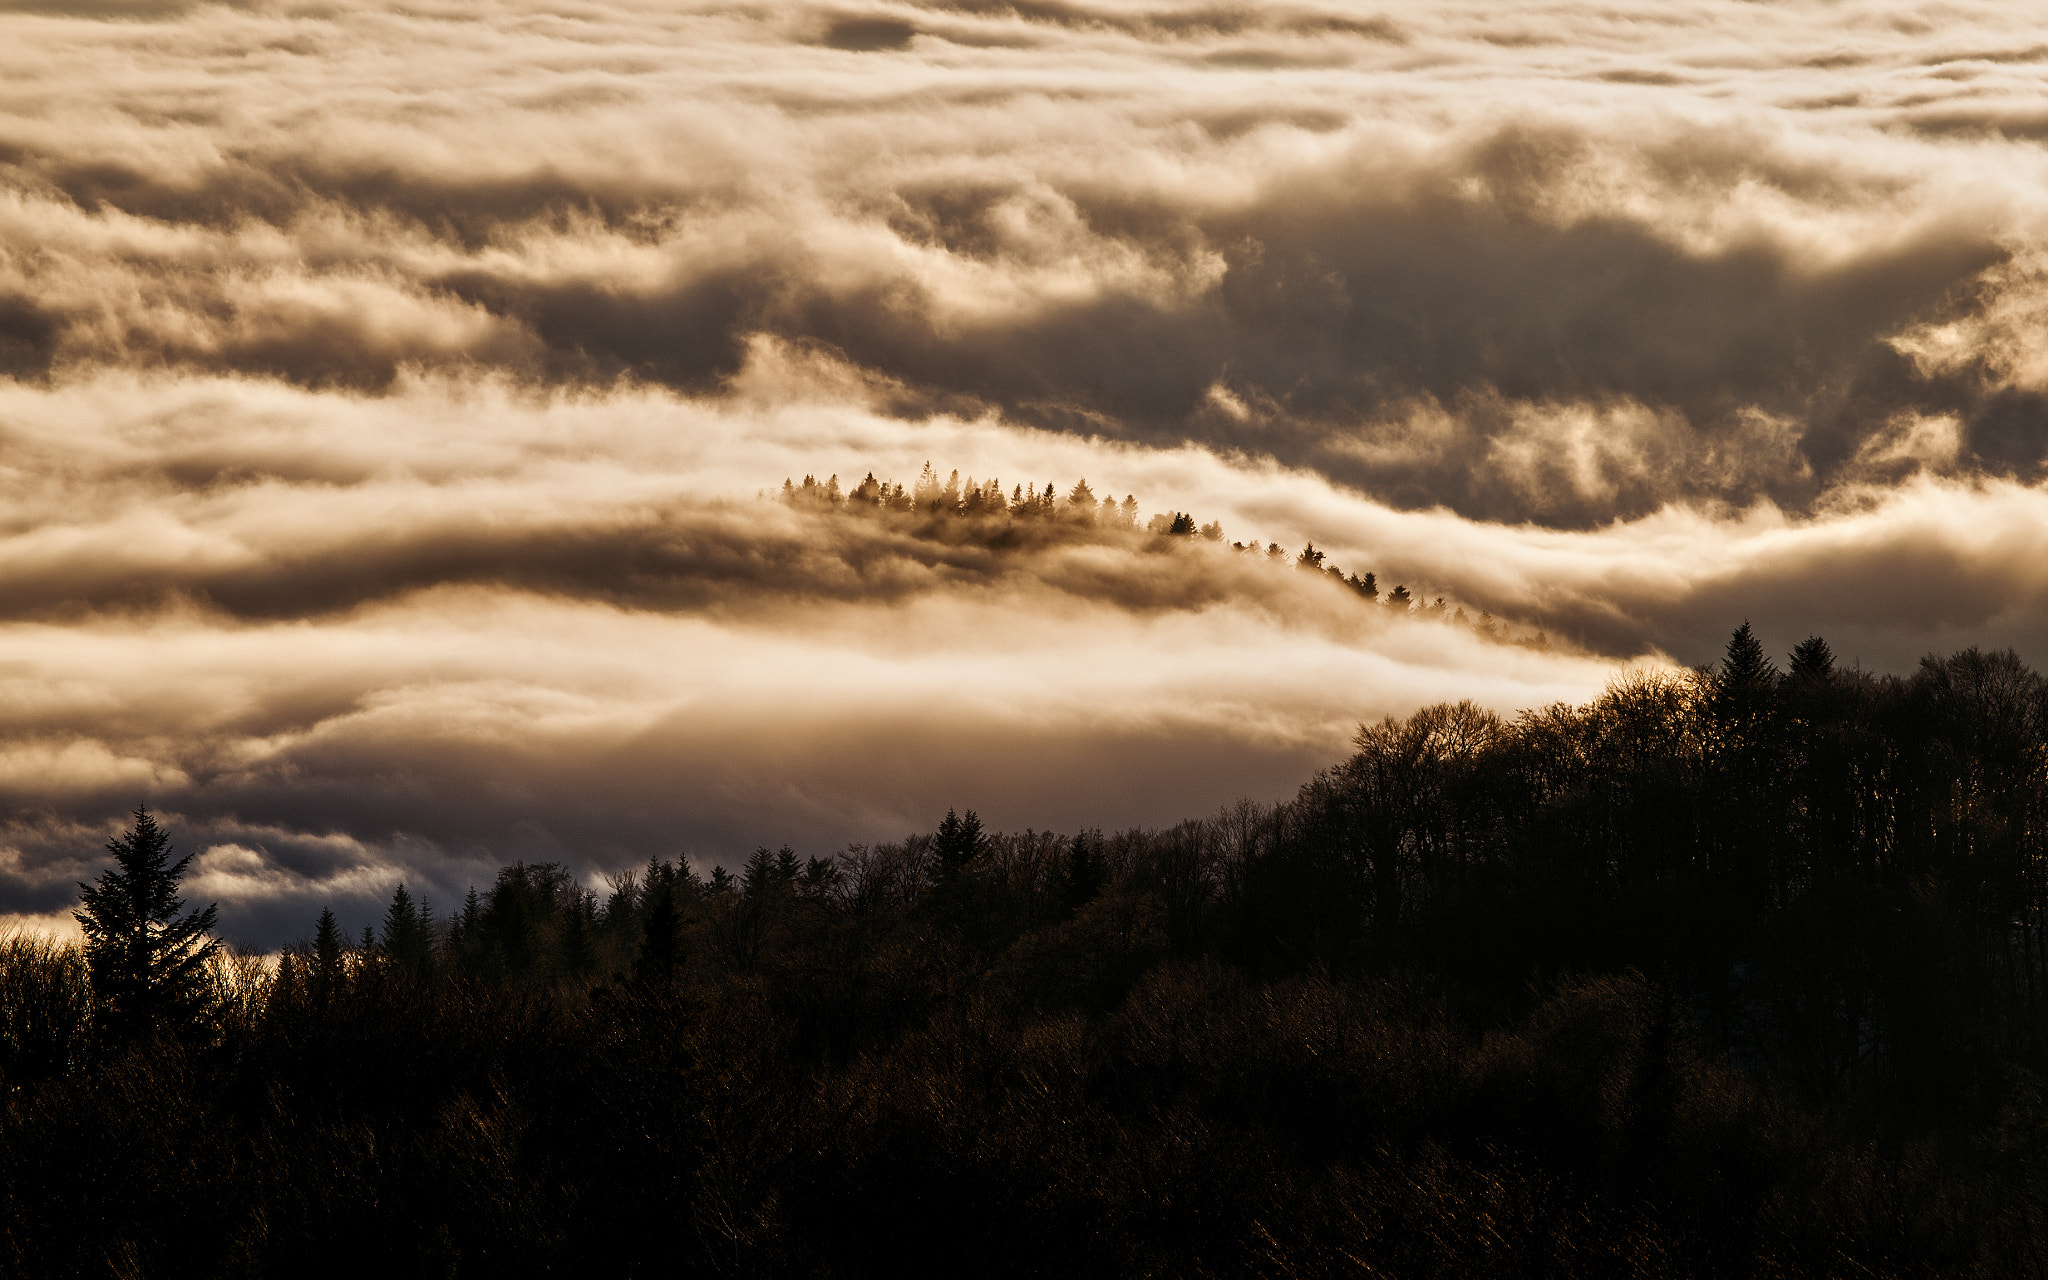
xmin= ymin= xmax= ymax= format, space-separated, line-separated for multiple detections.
xmin=3 ymin=0 xmax=2047 ymax=945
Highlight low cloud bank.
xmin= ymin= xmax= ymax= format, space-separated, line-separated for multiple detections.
xmin=6 ymin=0 xmax=2048 ymax=942
xmin=0 ymin=372 xmax=2043 ymax=944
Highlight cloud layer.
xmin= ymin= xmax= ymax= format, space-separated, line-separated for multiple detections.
xmin=4 ymin=0 xmax=2048 ymax=942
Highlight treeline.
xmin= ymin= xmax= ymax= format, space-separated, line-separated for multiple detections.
xmin=786 ymin=463 xmax=1547 ymax=644
xmin=5 ymin=628 xmax=2048 ymax=1274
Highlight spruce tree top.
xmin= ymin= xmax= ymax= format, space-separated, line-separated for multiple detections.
xmin=75 ymin=807 xmax=220 ymax=1036
xmin=935 ymin=809 xmax=985 ymax=876
xmin=1721 ymin=621 xmax=1778 ymax=690
xmin=1789 ymin=635 xmax=1836 ymax=682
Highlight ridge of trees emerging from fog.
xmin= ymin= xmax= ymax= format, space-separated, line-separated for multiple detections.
xmin=8 ymin=627 xmax=2048 ymax=1274
xmin=783 ymin=464 xmax=1558 ymax=648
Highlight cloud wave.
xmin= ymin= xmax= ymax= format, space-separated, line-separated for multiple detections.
xmin=5 ymin=0 xmax=2048 ymax=942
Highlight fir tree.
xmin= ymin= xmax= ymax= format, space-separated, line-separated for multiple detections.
xmin=381 ymin=883 xmax=434 ymax=977
xmin=1720 ymin=621 xmax=1778 ymax=692
xmin=1789 ymin=634 xmax=1836 ymax=682
xmin=1064 ymin=831 xmax=1107 ymax=914
xmin=632 ymin=882 xmax=680 ymax=988
xmin=314 ymin=907 xmax=345 ymax=984
xmin=560 ymin=890 xmax=596 ymax=979
xmin=75 ymin=807 xmax=220 ymax=1036
xmin=934 ymin=809 xmax=985 ymax=878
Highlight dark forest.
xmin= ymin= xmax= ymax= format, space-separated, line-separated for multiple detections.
xmin=7 ymin=626 xmax=2048 ymax=1277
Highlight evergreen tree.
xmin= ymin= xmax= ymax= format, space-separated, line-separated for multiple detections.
xmin=560 ymin=890 xmax=596 ymax=980
xmin=1709 ymin=622 xmax=1785 ymax=903
xmin=934 ymin=809 xmax=985 ymax=878
xmin=1789 ymin=635 xmax=1836 ymax=682
xmin=314 ymin=907 xmax=345 ymax=984
xmin=1064 ymin=831 xmax=1107 ymax=913
xmin=1297 ymin=542 xmax=1325 ymax=570
xmin=458 ymin=886 xmax=481 ymax=941
xmin=381 ymin=883 xmax=434 ymax=977
xmin=75 ymin=807 xmax=220 ymax=1037
xmin=632 ymin=881 xmax=680 ymax=988
xmin=1720 ymin=620 xmax=1777 ymax=692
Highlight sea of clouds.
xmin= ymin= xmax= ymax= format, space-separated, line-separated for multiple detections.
xmin=3 ymin=0 xmax=2046 ymax=942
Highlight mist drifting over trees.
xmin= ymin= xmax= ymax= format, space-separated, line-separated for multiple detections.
xmin=8 ymin=0 xmax=2048 ymax=1268
xmin=8 ymin=629 xmax=2048 ymax=1273
xmin=4 ymin=0 xmax=2048 ymax=938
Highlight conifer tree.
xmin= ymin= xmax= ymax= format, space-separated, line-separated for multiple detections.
xmin=632 ymin=882 xmax=679 ymax=988
xmin=381 ymin=883 xmax=434 ymax=976
xmin=1789 ymin=635 xmax=1836 ymax=682
xmin=560 ymin=890 xmax=596 ymax=979
xmin=1720 ymin=621 xmax=1778 ymax=693
xmin=314 ymin=907 xmax=345 ymax=983
xmin=75 ymin=807 xmax=220 ymax=1036
xmin=1708 ymin=621 xmax=1784 ymax=902
xmin=934 ymin=809 xmax=985 ymax=878
xmin=456 ymin=886 xmax=481 ymax=942
xmin=1064 ymin=831 xmax=1107 ymax=913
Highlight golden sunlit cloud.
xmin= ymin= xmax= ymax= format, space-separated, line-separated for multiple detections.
xmin=3 ymin=0 xmax=2048 ymax=940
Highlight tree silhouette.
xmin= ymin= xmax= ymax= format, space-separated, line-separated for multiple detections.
xmin=1789 ymin=635 xmax=1836 ymax=682
xmin=1064 ymin=831 xmax=1107 ymax=913
xmin=74 ymin=807 xmax=219 ymax=1036
xmin=313 ymin=907 xmax=345 ymax=984
xmin=935 ymin=809 xmax=985 ymax=878
xmin=1719 ymin=621 xmax=1778 ymax=692
xmin=632 ymin=882 xmax=680 ymax=988
xmin=381 ymin=884 xmax=433 ymax=977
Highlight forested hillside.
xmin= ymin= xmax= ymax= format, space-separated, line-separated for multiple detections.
xmin=5 ymin=627 xmax=2048 ymax=1277
xmin=773 ymin=462 xmax=1553 ymax=645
